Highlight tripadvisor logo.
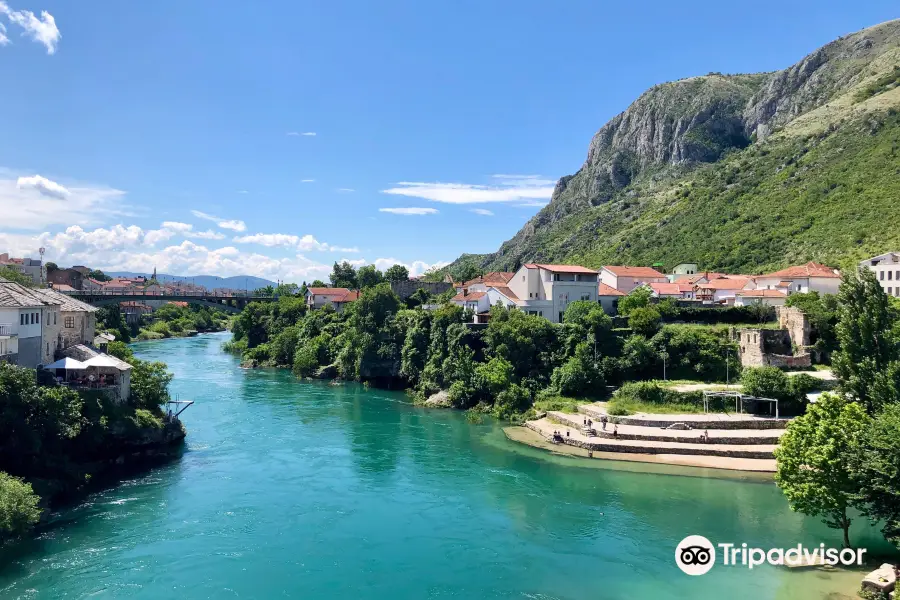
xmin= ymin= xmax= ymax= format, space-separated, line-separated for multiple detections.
xmin=675 ymin=535 xmax=867 ymax=575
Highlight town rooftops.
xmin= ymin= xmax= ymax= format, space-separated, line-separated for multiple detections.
xmin=696 ymin=276 xmax=751 ymax=291
xmin=602 ymin=265 xmax=665 ymax=277
xmin=598 ymin=283 xmax=626 ymax=296
xmin=684 ymin=272 xmax=727 ymax=284
xmin=332 ymin=290 xmax=360 ymax=303
xmin=451 ymin=291 xmax=486 ymax=302
xmin=0 ymin=277 xmax=62 ymax=308
xmin=489 ymin=285 xmax=519 ymax=301
xmin=458 ymin=272 xmax=515 ymax=288
xmin=524 ymin=264 xmax=599 ymax=274
xmin=759 ymin=261 xmax=840 ymax=279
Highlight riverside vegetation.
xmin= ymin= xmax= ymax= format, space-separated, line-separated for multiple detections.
xmin=0 ymin=341 xmax=180 ymax=540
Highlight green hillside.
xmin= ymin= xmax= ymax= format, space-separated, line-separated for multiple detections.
xmin=448 ymin=20 xmax=900 ymax=277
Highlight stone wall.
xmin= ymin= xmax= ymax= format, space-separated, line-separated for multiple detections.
xmin=390 ymin=280 xmax=453 ymax=300
xmin=777 ymin=306 xmax=811 ymax=347
xmin=735 ymin=326 xmax=811 ymax=369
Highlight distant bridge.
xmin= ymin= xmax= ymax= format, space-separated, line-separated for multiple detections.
xmin=62 ymin=290 xmax=274 ymax=314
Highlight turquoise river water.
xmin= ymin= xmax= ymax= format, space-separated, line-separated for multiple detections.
xmin=0 ymin=332 xmax=892 ymax=599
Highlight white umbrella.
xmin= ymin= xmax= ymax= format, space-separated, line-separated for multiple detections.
xmin=83 ymin=355 xmax=127 ymax=369
xmin=43 ymin=357 xmax=88 ymax=370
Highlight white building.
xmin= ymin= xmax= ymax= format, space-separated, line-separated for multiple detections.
xmin=32 ymin=288 xmax=98 ymax=350
xmin=0 ymin=254 xmax=45 ymax=285
xmin=695 ymin=276 xmax=751 ymax=305
xmin=305 ymin=287 xmax=358 ymax=311
xmin=649 ymin=281 xmax=695 ymax=300
xmin=600 ymin=266 xmax=668 ymax=293
xmin=751 ymin=261 xmax=841 ymax=296
xmin=597 ymin=283 xmax=625 ymax=314
xmin=734 ymin=289 xmax=788 ymax=307
xmin=0 ymin=276 xmax=62 ymax=367
xmin=506 ymin=264 xmax=600 ymax=323
xmin=860 ymin=252 xmax=900 ymax=298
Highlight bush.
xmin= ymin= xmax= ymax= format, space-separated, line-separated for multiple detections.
xmin=492 ymin=384 xmax=532 ymax=420
xmin=613 ymin=381 xmax=703 ymax=407
xmin=223 ymin=338 xmax=248 ymax=355
xmin=741 ymin=366 xmax=791 ymax=400
xmin=132 ymin=408 xmax=164 ymax=429
xmin=628 ymin=306 xmax=662 ymax=337
xmin=0 ymin=472 xmax=41 ymax=537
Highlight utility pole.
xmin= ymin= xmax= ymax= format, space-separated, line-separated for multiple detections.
xmin=660 ymin=351 xmax=669 ymax=381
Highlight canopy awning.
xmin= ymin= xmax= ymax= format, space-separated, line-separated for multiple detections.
xmin=83 ymin=355 xmax=132 ymax=370
xmin=43 ymin=357 xmax=89 ymax=370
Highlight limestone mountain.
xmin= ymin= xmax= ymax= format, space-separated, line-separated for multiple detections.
xmin=450 ymin=19 xmax=900 ymax=276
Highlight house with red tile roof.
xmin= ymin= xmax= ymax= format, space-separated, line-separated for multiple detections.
xmin=649 ymin=281 xmax=695 ymax=300
xmin=599 ymin=266 xmax=668 ymax=293
xmin=454 ymin=272 xmax=515 ymax=294
xmin=751 ymin=261 xmax=841 ymax=296
xmin=597 ymin=282 xmax=625 ymax=314
xmin=304 ymin=287 xmax=361 ymax=312
xmin=505 ymin=264 xmax=601 ymax=323
xmin=694 ymin=276 xmax=752 ymax=305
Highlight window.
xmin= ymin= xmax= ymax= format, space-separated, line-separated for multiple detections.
xmin=891 ymin=271 xmax=894 ymax=281
xmin=46 ymin=343 xmax=49 ymax=355
xmin=20 ymin=314 xmax=24 ymax=325
xmin=53 ymin=312 xmax=57 ymax=325
xmin=30 ymin=313 xmax=35 ymax=324
xmin=581 ymin=294 xmax=590 ymax=301
xmin=64 ymin=316 xmax=75 ymax=328
xmin=881 ymin=271 xmax=885 ymax=280
xmin=889 ymin=287 xmax=893 ymax=295
xmin=553 ymin=274 xmax=560 ymax=282
xmin=522 ymin=275 xmax=525 ymax=281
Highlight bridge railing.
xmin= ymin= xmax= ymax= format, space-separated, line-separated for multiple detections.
xmin=60 ymin=289 xmax=263 ymax=299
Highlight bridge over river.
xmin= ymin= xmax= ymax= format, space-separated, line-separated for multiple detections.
xmin=61 ymin=289 xmax=274 ymax=313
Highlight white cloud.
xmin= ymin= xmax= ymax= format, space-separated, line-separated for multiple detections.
xmin=190 ymin=209 xmax=247 ymax=232
xmin=382 ymin=174 xmax=555 ymax=205
xmin=17 ymin=174 xmax=69 ymax=199
xmin=470 ymin=208 xmax=494 ymax=216
xmin=287 ymin=131 xmax=316 ymax=137
xmin=516 ymin=201 xmax=549 ymax=208
xmin=147 ymin=221 xmax=225 ymax=244
xmin=337 ymin=188 xmax=355 ymax=193
xmin=0 ymin=2 xmax=61 ymax=54
xmin=160 ymin=221 xmax=193 ymax=233
xmin=0 ymin=22 xmax=9 ymax=46
xmin=0 ymin=172 xmax=127 ymax=230
xmin=232 ymin=232 xmax=359 ymax=253
xmin=379 ymin=207 xmax=438 ymax=216
xmin=301 ymin=179 xmax=315 ymax=183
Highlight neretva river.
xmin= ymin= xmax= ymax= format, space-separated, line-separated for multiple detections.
xmin=0 ymin=332 xmax=890 ymax=598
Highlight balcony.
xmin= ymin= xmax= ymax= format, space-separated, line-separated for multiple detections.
xmin=0 ymin=324 xmax=16 ymax=338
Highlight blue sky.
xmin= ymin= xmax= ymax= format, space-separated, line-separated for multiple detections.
xmin=0 ymin=1 xmax=897 ymax=283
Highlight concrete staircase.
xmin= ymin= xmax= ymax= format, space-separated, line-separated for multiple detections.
xmin=521 ymin=403 xmax=789 ymax=471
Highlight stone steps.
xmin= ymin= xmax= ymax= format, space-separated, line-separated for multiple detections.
xmin=527 ymin=419 xmax=775 ymax=460
xmin=578 ymin=404 xmax=790 ymax=430
xmin=546 ymin=411 xmax=782 ymax=445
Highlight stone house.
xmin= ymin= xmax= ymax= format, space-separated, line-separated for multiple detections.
xmin=32 ymin=288 xmax=98 ymax=350
xmin=508 ymin=264 xmax=601 ymax=323
xmin=734 ymin=306 xmax=813 ymax=368
xmin=0 ymin=276 xmax=62 ymax=367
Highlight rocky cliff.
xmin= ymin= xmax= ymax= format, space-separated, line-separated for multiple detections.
xmin=456 ymin=19 xmax=900 ymax=274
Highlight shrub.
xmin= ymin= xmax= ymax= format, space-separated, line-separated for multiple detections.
xmin=628 ymin=306 xmax=662 ymax=337
xmin=132 ymin=408 xmax=164 ymax=429
xmin=0 ymin=472 xmax=41 ymax=537
xmin=612 ymin=381 xmax=703 ymax=407
xmin=741 ymin=366 xmax=791 ymax=400
xmin=492 ymin=384 xmax=532 ymax=420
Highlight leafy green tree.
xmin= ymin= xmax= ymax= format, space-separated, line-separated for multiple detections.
xmin=618 ymin=286 xmax=652 ymax=316
xmin=384 ymin=264 xmax=410 ymax=282
xmin=492 ymin=384 xmax=531 ymax=419
xmin=406 ymin=287 xmax=433 ymax=309
xmin=484 ymin=306 xmax=559 ymax=387
xmin=832 ymin=269 xmax=900 ymax=414
xmin=0 ymin=267 xmax=34 ymax=287
xmin=774 ymin=393 xmax=870 ymax=548
xmin=270 ymin=326 xmax=300 ymax=366
xmin=628 ymin=305 xmax=662 ymax=337
xmin=551 ymin=342 xmax=605 ymax=397
xmin=96 ymin=305 xmax=131 ymax=343
xmin=310 ymin=279 xmax=326 ymax=287
xmin=87 ymin=268 xmax=111 ymax=281
xmin=617 ymin=334 xmax=658 ymax=381
xmin=785 ymin=292 xmax=840 ymax=355
xmin=45 ymin=262 xmax=58 ymax=272
xmin=741 ymin=366 xmax=791 ymax=400
xmin=452 ymin=263 xmax=482 ymax=284
xmin=357 ymin=265 xmax=385 ymax=289
xmin=851 ymin=404 xmax=900 ymax=547
xmin=128 ymin=360 xmax=173 ymax=408
xmin=0 ymin=472 xmax=41 ymax=537
xmin=329 ymin=261 xmax=358 ymax=289
xmin=475 ymin=356 xmax=514 ymax=397
xmin=232 ymin=302 xmax=271 ymax=348
xmin=106 ymin=341 xmax=134 ymax=361
xmin=649 ymin=325 xmax=738 ymax=382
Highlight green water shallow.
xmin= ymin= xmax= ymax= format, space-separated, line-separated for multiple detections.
xmin=0 ymin=332 xmax=891 ymax=599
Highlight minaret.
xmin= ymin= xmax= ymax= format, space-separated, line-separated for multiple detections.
xmin=152 ymin=266 xmax=157 ymax=280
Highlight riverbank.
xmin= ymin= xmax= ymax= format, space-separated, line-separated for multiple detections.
xmin=504 ymin=425 xmax=777 ymax=473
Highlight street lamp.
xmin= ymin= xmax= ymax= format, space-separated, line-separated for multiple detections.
xmin=660 ymin=351 xmax=669 ymax=381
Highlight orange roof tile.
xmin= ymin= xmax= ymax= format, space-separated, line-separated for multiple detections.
xmin=598 ymin=283 xmax=625 ymax=296
xmin=650 ymin=282 xmax=690 ymax=296
xmin=735 ymin=290 xmax=788 ymax=298
xmin=307 ymin=287 xmax=352 ymax=296
xmin=452 ymin=291 xmax=486 ymax=302
xmin=696 ymin=276 xmax=750 ymax=291
xmin=603 ymin=265 xmax=666 ymax=278
xmin=524 ymin=264 xmax=599 ymax=274
xmin=760 ymin=261 xmax=840 ymax=279
xmin=332 ymin=290 xmax=360 ymax=303
xmin=489 ymin=286 xmax=519 ymax=301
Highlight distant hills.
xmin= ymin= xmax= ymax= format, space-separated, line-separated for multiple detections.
xmin=448 ymin=19 xmax=900 ymax=276
xmin=106 ymin=272 xmax=276 ymax=291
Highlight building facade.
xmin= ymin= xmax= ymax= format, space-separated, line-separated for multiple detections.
xmin=506 ymin=264 xmax=600 ymax=323
xmin=860 ymin=252 xmax=900 ymax=298
xmin=600 ymin=266 xmax=668 ymax=293
xmin=751 ymin=261 xmax=841 ymax=296
xmin=0 ymin=277 xmax=62 ymax=367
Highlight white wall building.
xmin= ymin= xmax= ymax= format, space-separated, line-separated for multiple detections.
xmin=0 ymin=276 xmax=62 ymax=367
xmin=860 ymin=252 xmax=900 ymax=298
xmin=505 ymin=264 xmax=600 ymax=323
xmin=751 ymin=261 xmax=841 ymax=296
xmin=734 ymin=289 xmax=788 ymax=307
xmin=600 ymin=266 xmax=668 ymax=293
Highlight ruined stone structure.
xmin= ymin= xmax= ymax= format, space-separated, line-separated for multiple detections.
xmin=734 ymin=307 xmax=814 ymax=369
xmin=389 ymin=280 xmax=452 ymax=300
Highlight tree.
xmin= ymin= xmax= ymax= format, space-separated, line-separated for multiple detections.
xmin=45 ymin=261 xmax=58 ymax=273
xmin=741 ymin=366 xmax=791 ymax=400
xmin=384 ymin=264 xmax=410 ymax=282
xmin=628 ymin=306 xmax=662 ymax=337
xmin=87 ymin=268 xmax=111 ymax=282
xmin=851 ymin=404 xmax=900 ymax=547
xmin=832 ymin=269 xmax=900 ymax=414
xmin=551 ymin=342 xmax=605 ymax=397
xmin=330 ymin=261 xmax=358 ymax=289
xmin=618 ymin=286 xmax=652 ymax=316
xmin=106 ymin=341 xmax=134 ymax=361
xmin=452 ymin=263 xmax=482 ymax=284
xmin=310 ymin=279 xmax=326 ymax=288
xmin=0 ymin=472 xmax=41 ymax=537
xmin=785 ymin=291 xmax=839 ymax=356
xmin=357 ymin=265 xmax=385 ymax=289
xmin=0 ymin=267 xmax=33 ymax=287
xmin=774 ymin=393 xmax=870 ymax=548
xmin=128 ymin=359 xmax=173 ymax=409
xmin=406 ymin=287 xmax=433 ymax=309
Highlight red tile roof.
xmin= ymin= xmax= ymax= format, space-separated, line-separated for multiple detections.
xmin=598 ymin=283 xmax=625 ymax=296
xmin=452 ymin=291 xmax=486 ymax=302
xmin=684 ymin=272 xmax=726 ymax=284
xmin=524 ymin=264 xmax=599 ymax=274
xmin=602 ymin=265 xmax=666 ymax=278
xmin=696 ymin=276 xmax=750 ymax=291
xmin=460 ymin=272 xmax=515 ymax=288
xmin=650 ymin=282 xmax=691 ymax=296
xmin=489 ymin=285 xmax=519 ymax=301
xmin=332 ymin=290 xmax=360 ymax=303
xmin=307 ymin=287 xmax=351 ymax=296
xmin=735 ymin=290 xmax=787 ymax=298
xmin=759 ymin=261 xmax=840 ymax=279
